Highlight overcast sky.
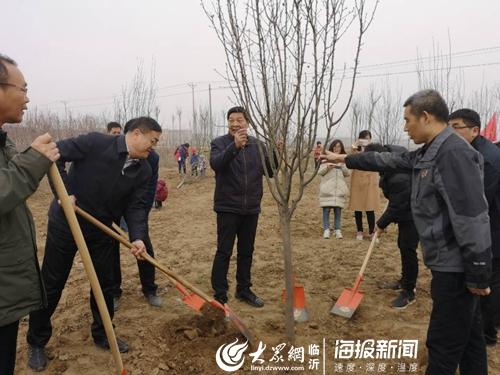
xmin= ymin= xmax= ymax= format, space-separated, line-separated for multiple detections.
xmin=3 ymin=0 xmax=500 ymax=136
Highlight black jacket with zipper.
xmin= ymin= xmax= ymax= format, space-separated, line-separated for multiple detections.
xmin=210 ymin=133 xmax=273 ymax=215
xmin=376 ymin=145 xmax=413 ymax=229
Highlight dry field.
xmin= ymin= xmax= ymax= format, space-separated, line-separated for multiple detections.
xmin=13 ymin=168 xmax=500 ymax=374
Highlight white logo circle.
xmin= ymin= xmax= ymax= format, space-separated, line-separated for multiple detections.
xmin=215 ymin=338 xmax=249 ymax=372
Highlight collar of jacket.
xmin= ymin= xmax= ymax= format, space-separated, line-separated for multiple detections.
xmin=117 ymin=134 xmax=128 ymax=155
xmin=418 ymin=125 xmax=454 ymax=162
xmin=0 ymin=129 xmax=6 ymax=148
xmin=471 ymin=134 xmax=485 ymax=151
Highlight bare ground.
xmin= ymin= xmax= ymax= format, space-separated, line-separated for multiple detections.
xmin=13 ymin=167 xmax=500 ymax=375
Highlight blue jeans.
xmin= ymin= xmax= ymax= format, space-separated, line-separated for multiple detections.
xmin=322 ymin=207 xmax=341 ymax=231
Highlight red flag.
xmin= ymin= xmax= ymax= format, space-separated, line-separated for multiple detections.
xmin=481 ymin=112 xmax=497 ymax=142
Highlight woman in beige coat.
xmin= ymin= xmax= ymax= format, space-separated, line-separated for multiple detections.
xmin=348 ymin=130 xmax=380 ymax=240
xmin=318 ymin=140 xmax=350 ymax=239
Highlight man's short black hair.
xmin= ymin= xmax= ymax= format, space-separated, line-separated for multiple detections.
xmin=0 ymin=54 xmax=17 ymax=84
xmin=403 ymin=89 xmax=449 ymax=123
xmin=123 ymin=117 xmax=162 ymax=134
xmin=449 ymin=108 xmax=481 ymax=129
xmin=364 ymin=143 xmax=387 ymax=153
xmin=106 ymin=122 xmax=122 ymax=132
xmin=316 ymin=141 xmax=322 ymax=145
xmin=358 ymin=130 xmax=372 ymax=139
xmin=227 ymin=106 xmax=250 ymax=122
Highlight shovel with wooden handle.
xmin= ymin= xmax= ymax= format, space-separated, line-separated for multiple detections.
xmin=110 ymin=223 xmax=205 ymax=312
xmin=330 ymin=230 xmax=379 ymax=319
xmin=74 ymin=206 xmax=255 ymax=346
xmin=48 ymin=165 xmax=126 ymax=375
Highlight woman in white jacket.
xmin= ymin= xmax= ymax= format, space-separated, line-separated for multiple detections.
xmin=318 ymin=140 xmax=350 ymax=239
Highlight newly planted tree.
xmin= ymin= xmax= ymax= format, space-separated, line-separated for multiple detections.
xmin=204 ymin=0 xmax=378 ymax=341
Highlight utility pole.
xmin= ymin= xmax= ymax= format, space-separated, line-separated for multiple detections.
xmin=188 ymin=82 xmax=197 ymax=136
xmin=61 ymin=100 xmax=68 ymax=122
xmin=208 ymin=84 xmax=213 ymax=141
xmin=171 ymin=113 xmax=175 ymax=147
xmin=176 ymin=107 xmax=182 ymax=146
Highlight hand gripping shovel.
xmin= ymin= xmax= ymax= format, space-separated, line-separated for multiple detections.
xmin=110 ymin=223 xmax=205 ymax=312
xmin=48 ymin=165 xmax=126 ymax=375
xmin=74 ymin=207 xmax=255 ymax=346
xmin=330 ymin=231 xmax=379 ymax=319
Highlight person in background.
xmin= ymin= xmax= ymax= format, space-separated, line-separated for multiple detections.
xmin=348 ymin=130 xmax=380 ymax=240
xmin=190 ymin=147 xmax=200 ymax=176
xmin=449 ymin=108 xmax=500 ymax=346
xmin=154 ymin=179 xmax=168 ymax=209
xmin=174 ymin=143 xmax=189 ymax=174
xmin=313 ymin=141 xmax=322 ymax=168
xmin=318 ymin=139 xmax=349 ymax=239
xmin=365 ymin=143 xmax=420 ymax=309
xmin=106 ymin=122 xmax=122 ymax=135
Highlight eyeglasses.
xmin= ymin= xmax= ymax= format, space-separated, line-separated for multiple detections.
xmin=0 ymin=82 xmax=28 ymax=93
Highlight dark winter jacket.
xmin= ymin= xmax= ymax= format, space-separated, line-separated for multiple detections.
xmin=0 ymin=132 xmax=51 ymax=326
xmin=472 ymin=135 xmax=500 ymax=258
xmin=376 ymin=145 xmax=413 ymax=229
xmin=49 ymin=132 xmax=151 ymax=242
xmin=345 ymin=126 xmax=492 ymax=288
xmin=210 ymin=133 xmax=274 ymax=215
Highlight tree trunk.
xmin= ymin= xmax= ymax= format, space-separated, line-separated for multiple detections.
xmin=279 ymin=205 xmax=295 ymax=343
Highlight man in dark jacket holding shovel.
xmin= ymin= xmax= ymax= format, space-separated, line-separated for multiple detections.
xmin=0 ymin=54 xmax=59 ymax=375
xmin=26 ymin=117 xmax=161 ymax=371
xmin=322 ymin=90 xmax=491 ymax=374
xmin=210 ymin=106 xmax=274 ymax=307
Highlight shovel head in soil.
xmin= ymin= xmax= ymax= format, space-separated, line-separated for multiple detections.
xmin=330 ymin=275 xmax=364 ymax=319
xmin=175 ymin=283 xmax=205 ymax=311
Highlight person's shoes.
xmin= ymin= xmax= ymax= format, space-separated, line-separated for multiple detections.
xmin=94 ymin=337 xmax=129 ymax=353
xmin=235 ymin=290 xmax=264 ymax=308
xmin=113 ymin=296 xmax=120 ymax=312
xmin=356 ymin=232 xmax=363 ymax=241
xmin=28 ymin=345 xmax=48 ymax=372
xmin=146 ymin=294 xmax=162 ymax=307
xmin=485 ymin=333 xmax=497 ymax=346
xmin=214 ymin=293 xmax=228 ymax=305
xmin=391 ymin=290 xmax=416 ymax=309
xmin=323 ymin=229 xmax=330 ymax=239
xmin=378 ymin=280 xmax=403 ymax=290
xmin=335 ymin=229 xmax=343 ymax=239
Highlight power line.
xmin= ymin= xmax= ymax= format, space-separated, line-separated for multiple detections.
xmin=349 ymin=45 xmax=500 ymax=73
xmin=38 ymin=44 xmax=500 ymax=111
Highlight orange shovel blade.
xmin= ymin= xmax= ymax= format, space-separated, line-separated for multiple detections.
xmin=182 ymin=293 xmax=205 ymax=311
xmin=330 ymin=287 xmax=364 ymax=319
xmin=173 ymin=282 xmax=206 ymax=312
